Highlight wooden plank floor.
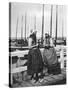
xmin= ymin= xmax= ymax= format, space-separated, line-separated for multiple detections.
xmin=12 ymin=68 xmax=66 ymax=87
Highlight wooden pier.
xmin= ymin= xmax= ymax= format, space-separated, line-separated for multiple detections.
xmin=9 ymin=46 xmax=66 ymax=87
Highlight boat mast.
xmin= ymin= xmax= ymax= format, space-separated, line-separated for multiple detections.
xmin=9 ymin=3 xmax=11 ymax=41
xmin=42 ymin=4 xmax=44 ymax=44
xmin=62 ymin=6 xmax=63 ymax=40
xmin=16 ymin=17 xmax=18 ymax=42
xmin=34 ymin=15 xmax=36 ymax=31
xmin=21 ymin=16 xmax=23 ymax=48
xmin=25 ymin=13 xmax=26 ymax=40
xmin=55 ymin=5 xmax=58 ymax=46
xmin=62 ymin=17 xmax=63 ymax=40
xmin=50 ymin=5 xmax=53 ymax=37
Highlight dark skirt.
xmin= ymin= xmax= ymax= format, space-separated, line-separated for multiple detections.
xmin=48 ymin=63 xmax=61 ymax=75
xmin=27 ymin=48 xmax=43 ymax=75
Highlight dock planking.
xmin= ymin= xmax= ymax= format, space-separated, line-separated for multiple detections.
xmin=12 ymin=70 xmax=66 ymax=87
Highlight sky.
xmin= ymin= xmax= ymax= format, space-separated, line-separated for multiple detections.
xmin=10 ymin=2 xmax=67 ymax=39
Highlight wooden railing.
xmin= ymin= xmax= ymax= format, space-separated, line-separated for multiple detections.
xmin=10 ymin=46 xmax=66 ymax=85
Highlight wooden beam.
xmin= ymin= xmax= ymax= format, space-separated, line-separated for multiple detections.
xmin=11 ymin=66 xmax=27 ymax=73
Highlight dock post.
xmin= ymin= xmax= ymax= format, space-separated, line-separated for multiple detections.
xmin=60 ymin=47 xmax=64 ymax=69
xmin=10 ymin=56 xmax=13 ymax=87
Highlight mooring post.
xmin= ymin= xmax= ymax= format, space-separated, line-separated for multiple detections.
xmin=60 ymin=46 xmax=64 ymax=69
